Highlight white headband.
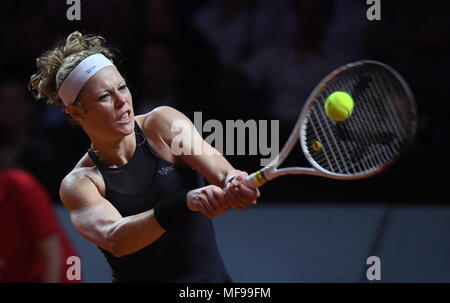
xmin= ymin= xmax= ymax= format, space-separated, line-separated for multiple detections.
xmin=58 ymin=53 xmax=114 ymax=106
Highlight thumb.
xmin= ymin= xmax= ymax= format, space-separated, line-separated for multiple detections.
xmin=232 ymin=172 xmax=248 ymax=185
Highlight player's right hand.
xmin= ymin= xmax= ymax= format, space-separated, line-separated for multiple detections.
xmin=186 ymin=185 xmax=230 ymax=219
xmin=223 ymin=172 xmax=260 ymax=210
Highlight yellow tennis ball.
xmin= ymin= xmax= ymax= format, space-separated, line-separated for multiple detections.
xmin=324 ymin=91 xmax=354 ymax=122
xmin=311 ymin=140 xmax=322 ymax=151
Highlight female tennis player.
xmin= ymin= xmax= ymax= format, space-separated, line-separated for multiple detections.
xmin=29 ymin=31 xmax=259 ymax=282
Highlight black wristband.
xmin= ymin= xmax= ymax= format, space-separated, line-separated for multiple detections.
xmin=153 ymin=189 xmax=191 ymax=231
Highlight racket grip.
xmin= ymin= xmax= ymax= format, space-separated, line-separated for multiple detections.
xmin=244 ymin=171 xmax=267 ymax=188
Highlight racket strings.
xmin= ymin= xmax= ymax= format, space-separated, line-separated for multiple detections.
xmin=369 ymin=67 xmax=405 ymax=140
xmin=343 ymin=67 xmax=405 ymax=168
xmin=344 ymin=66 xmax=409 ymax=169
xmin=334 ymin=72 xmax=382 ymax=170
xmin=366 ymin=67 xmax=406 ymax=160
xmin=303 ymin=63 xmax=416 ymax=176
xmin=343 ymin=68 xmax=395 ymax=167
xmin=308 ymin=75 xmax=379 ymax=174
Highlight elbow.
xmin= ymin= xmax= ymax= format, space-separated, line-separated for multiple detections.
xmin=103 ymin=224 xmax=129 ymax=258
xmin=109 ymin=244 xmax=128 ymax=258
xmin=106 ymin=233 xmax=132 ymax=258
xmin=106 ymin=237 xmax=130 ymax=258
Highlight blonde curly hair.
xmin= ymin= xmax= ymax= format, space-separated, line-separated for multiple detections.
xmin=29 ymin=31 xmax=116 ymax=109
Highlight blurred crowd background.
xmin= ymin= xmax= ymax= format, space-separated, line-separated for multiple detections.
xmin=0 ymin=0 xmax=448 ymax=203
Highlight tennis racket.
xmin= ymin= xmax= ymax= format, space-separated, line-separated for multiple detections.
xmin=245 ymin=60 xmax=417 ymax=188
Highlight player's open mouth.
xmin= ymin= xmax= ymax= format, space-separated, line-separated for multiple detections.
xmin=118 ymin=111 xmax=131 ymax=122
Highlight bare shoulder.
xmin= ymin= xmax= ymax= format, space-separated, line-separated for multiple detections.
xmin=72 ymin=153 xmax=104 ymax=190
xmin=60 ymin=155 xmax=106 ymax=211
xmin=135 ymin=106 xmax=189 ymax=166
xmin=136 ymin=106 xmax=190 ymax=145
xmin=137 ymin=106 xmax=187 ymax=132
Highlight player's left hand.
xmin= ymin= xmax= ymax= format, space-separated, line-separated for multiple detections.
xmin=223 ymin=172 xmax=260 ymax=210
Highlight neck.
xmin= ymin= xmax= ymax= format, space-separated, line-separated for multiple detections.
xmin=90 ymin=132 xmax=136 ymax=168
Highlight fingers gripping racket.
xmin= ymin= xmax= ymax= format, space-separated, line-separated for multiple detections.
xmin=245 ymin=60 xmax=417 ymax=188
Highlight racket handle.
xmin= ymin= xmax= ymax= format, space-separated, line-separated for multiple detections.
xmin=245 ymin=171 xmax=267 ymax=188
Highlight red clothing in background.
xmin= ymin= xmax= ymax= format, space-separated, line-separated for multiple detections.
xmin=0 ymin=169 xmax=79 ymax=282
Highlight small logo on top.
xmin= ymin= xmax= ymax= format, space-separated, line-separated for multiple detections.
xmin=158 ymin=165 xmax=175 ymax=175
xmin=86 ymin=65 xmax=96 ymax=73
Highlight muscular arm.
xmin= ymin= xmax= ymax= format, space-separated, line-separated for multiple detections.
xmin=60 ymin=168 xmax=228 ymax=257
xmin=141 ymin=106 xmax=241 ymax=188
xmin=60 ymin=171 xmax=165 ymax=258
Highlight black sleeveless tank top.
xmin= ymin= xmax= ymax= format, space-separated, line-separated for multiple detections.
xmin=88 ymin=121 xmax=232 ymax=283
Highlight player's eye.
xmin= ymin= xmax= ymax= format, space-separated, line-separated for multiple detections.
xmin=99 ymin=93 xmax=110 ymax=101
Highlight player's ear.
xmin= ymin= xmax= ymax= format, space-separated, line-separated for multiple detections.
xmin=65 ymin=104 xmax=86 ymax=122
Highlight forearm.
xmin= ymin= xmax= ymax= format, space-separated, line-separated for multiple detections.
xmin=108 ymin=209 xmax=165 ymax=257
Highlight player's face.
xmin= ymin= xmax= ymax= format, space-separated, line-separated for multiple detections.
xmin=77 ymin=66 xmax=135 ymax=139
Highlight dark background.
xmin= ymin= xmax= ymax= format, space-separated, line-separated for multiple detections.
xmin=0 ymin=0 xmax=448 ymax=203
